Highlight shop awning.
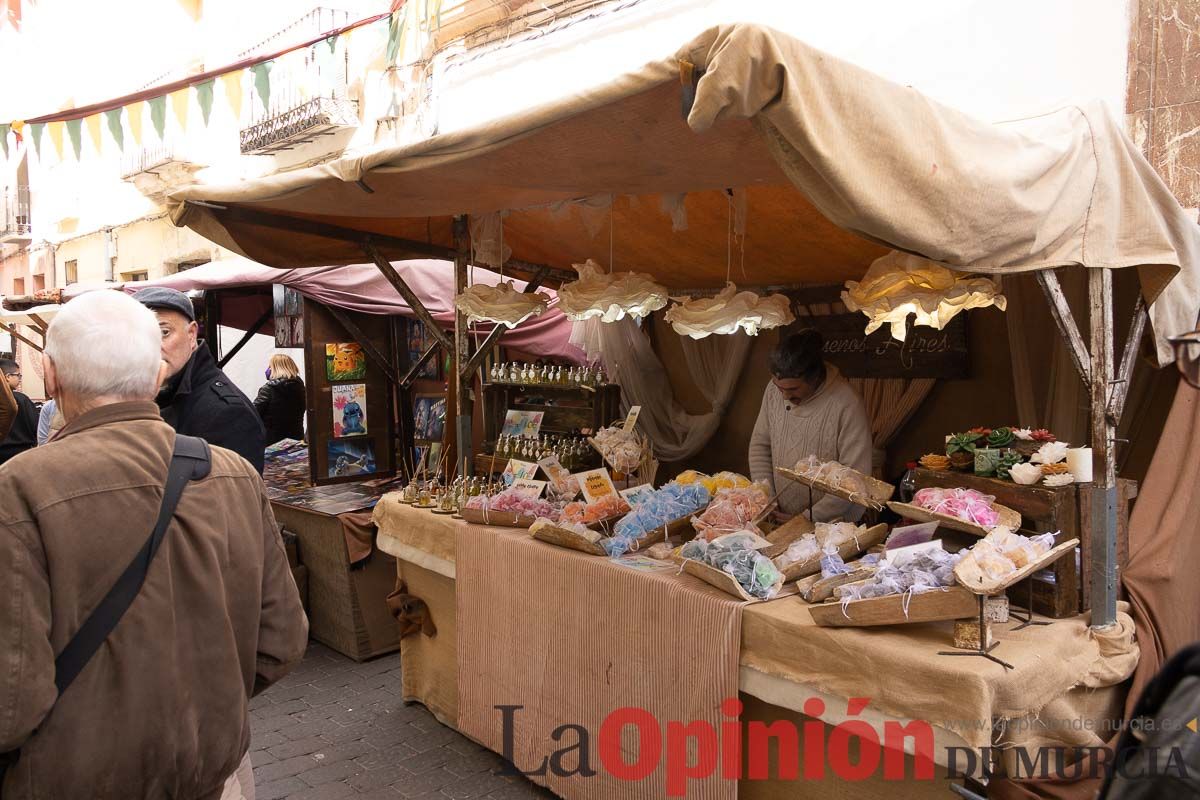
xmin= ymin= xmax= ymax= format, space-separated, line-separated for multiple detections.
xmin=168 ymin=23 xmax=1200 ymax=364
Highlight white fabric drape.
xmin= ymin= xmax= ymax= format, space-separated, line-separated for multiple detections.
xmin=570 ymin=318 xmax=751 ymax=461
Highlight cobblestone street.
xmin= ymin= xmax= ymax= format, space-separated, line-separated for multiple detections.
xmin=249 ymin=643 xmax=556 ymax=800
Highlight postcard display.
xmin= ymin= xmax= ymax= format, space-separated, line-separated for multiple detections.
xmin=302 ymin=299 xmax=397 ymax=486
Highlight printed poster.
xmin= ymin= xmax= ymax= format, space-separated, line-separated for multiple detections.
xmin=326 ymin=342 xmax=367 ymax=381
xmin=332 ymin=384 xmax=368 ymax=437
xmin=327 ymin=439 xmax=377 ymax=478
xmin=502 ymin=410 xmax=544 ymax=438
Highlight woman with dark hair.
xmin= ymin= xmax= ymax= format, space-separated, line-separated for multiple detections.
xmin=253 ymin=353 xmax=306 ymax=445
xmin=748 ymin=330 xmax=872 ymax=522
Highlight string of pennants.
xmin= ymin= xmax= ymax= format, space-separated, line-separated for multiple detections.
xmin=0 ymin=11 xmax=396 ymax=163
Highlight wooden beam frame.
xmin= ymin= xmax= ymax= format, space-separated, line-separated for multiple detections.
xmin=1087 ymin=268 xmax=1117 ymax=629
xmin=359 ymin=239 xmax=456 ymax=354
xmin=216 ymin=308 xmax=273 ymax=368
xmin=453 ymin=217 xmax=473 ymax=477
xmin=0 ymin=322 xmax=43 ymax=353
xmin=325 ymin=303 xmax=402 ymax=387
xmin=401 ymin=342 xmax=441 ymax=387
xmin=460 ymin=266 xmax=549 ymax=380
xmin=1107 ymin=294 xmax=1146 ymax=425
xmin=1035 ymin=270 xmax=1091 ymax=386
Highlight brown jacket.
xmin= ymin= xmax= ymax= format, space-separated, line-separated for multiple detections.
xmin=0 ymin=401 xmax=309 ymax=799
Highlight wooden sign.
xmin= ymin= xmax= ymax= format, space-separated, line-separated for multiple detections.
xmin=782 ymin=286 xmax=969 ymax=379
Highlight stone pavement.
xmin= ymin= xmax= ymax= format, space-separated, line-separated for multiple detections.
xmin=249 ymin=642 xmax=557 ymax=800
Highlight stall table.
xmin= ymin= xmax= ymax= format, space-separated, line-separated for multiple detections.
xmin=374 ymin=498 xmax=1137 ymax=798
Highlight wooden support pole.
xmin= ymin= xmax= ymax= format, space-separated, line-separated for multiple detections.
xmin=1089 ymin=268 xmax=1118 ymax=629
xmin=453 ymin=217 xmax=473 ymax=478
xmin=401 ymin=342 xmax=440 ymax=388
xmin=1036 ymin=270 xmax=1092 ymax=386
xmin=216 ymin=308 xmax=273 ymax=368
xmin=360 ymin=239 xmax=455 ymax=353
xmin=325 ymin=304 xmax=402 ymax=386
xmin=460 ymin=266 xmax=549 ymax=380
xmin=1107 ymin=294 xmax=1147 ymax=425
xmin=0 ymin=322 xmax=43 ymax=353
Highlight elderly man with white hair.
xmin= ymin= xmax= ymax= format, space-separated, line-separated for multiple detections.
xmin=0 ymin=291 xmax=308 ymax=800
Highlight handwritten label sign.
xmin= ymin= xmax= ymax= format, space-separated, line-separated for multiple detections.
xmin=783 ymin=286 xmax=968 ymax=379
xmin=623 ymin=405 xmax=642 ymax=432
xmin=576 ymin=468 xmax=618 ymax=504
xmin=502 ymin=410 xmax=544 ymax=438
xmin=538 ymin=455 xmax=577 ymax=497
xmin=511 ymin=478 xmax=548 ymax=498
xmin=502 ymin=458 xmax=540 ymax=486
xmin=619 ymin=483 xmax=655 ymax=506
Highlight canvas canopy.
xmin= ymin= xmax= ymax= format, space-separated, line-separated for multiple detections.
xmin=169 ymin=23 xmax=1200 ymax=365
xmin=62 ymin=259 xmax=582 ymax=363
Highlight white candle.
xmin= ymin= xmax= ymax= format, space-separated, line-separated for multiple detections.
xmin=1067 ymin=447 xmax=1093 ymax=483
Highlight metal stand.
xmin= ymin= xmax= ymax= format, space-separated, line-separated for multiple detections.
xmin=1009 ymin=579 xmax=1052 ymax=631
xmin=937 ymin=594 xmax=1014 ymax=671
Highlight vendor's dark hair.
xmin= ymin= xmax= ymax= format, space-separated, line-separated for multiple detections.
xmin=770 ymin=330 xmax=826 ymax=384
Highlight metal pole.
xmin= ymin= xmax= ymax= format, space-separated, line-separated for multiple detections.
xmin=1089 ymin=268 xmax=1118 ymax=628
xmin=453 ymin=217 xmax=473 ymax=478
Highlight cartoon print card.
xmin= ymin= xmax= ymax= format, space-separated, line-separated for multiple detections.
xmin=326 ymin=342 xmax=367 ymax=380
xmin=332 ymin=383 xmax=368 ymax=437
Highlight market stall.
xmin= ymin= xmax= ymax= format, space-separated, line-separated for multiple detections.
xmin=166 ymin=21 xmax=1200 ymax=800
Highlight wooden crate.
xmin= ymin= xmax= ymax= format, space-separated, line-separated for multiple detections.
xmin=911 ymin=469 xmax=1135 ymax=618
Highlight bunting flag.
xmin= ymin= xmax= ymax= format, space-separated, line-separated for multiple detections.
xmin=326 ymin=33 xmax=338 ymax=54
xmin=148 ymin=95 xmax=167 ymax=140
xmin=176 ymin=0 xmax=202 ymax=21
xmin=0 ymin=124 xmax=8 ymax=160
xmin=85 ymin=114 xmax=103 ymax=154
xmin=169 ymin=88 xmax=189 ymax=130
xmin=250 ymin=61 xmax=273 ymax=112
xmin=105 ymin=108 xmax=124 ymax=152
xmin=47 ymin=121 xmax=64 ymax=159
xmin=196 ymin=79 xmax=215 ymax=125
xmin=221 ymin=70 xmax=243 ymax=120
xmin=127 ymin=101 xmax=144 ymax=146
xmin=65 ymin=118 xmax=82 ymax=160
xmin=386 ymin=10 xmax=403 ymax=65
xmin=29 ymin=122 xmax=44 ymax=158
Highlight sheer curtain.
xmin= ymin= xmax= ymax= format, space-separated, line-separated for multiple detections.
xmin=570 ymin=318 xmax=751 ymax=461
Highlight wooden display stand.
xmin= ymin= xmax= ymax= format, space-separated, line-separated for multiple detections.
xmin=911 ymin=469 xmax=1136 ymax=617
xmin=480 ymin=381 xmax=620 ymax=466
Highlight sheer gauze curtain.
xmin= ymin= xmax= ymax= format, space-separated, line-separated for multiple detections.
xmin=570 ymin=317 xmax=752 ymax=461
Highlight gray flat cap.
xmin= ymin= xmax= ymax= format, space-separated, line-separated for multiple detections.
xmin=133 ymin=286 xmax=195 ymax=322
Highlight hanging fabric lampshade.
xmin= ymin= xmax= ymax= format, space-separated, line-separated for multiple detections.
xmin=664 ymin=282 xmax=795 ymax=339
xmin=842 ymin=251 xmax=1006 ymax=341
xmin=556 ymin=259 xmax=669 ymax=323
xmin=454 ymin=281 xmax=550 ymax=328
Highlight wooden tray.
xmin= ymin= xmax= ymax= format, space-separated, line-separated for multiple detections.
xmin=460 ymin=507 xmax=537 ymax=528
xmin=954 ymin=537 xmax=1080 ymax=595
xmin=887 ymin=500 xmax=1022 ymax=536
xmin=775 ymin=523 xmax=889 ymax=582
xmin=531 ymin=523 xmax=607 ymax=556
xmin=759 ymin=514 xmax=816 ymax=559
xmin=809 ymin=585 xmax=978 ymax=627
xmin=683 ymin=559 xmax=767 ymax=602
xmin=776 ymin=466 xmax=894 ymax=511
xmin=798 ymin=563 xmax=879 ymax=603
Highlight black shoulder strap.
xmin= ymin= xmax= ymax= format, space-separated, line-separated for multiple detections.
xmin=53 ymin=434 xmax=211 ymax=696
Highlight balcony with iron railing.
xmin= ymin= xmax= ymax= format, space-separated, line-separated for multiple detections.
xmin=1 ymin=186 xmax=32 ymax=244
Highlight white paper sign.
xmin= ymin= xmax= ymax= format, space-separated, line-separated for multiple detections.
xmin=511 ymin=478 xmax=548 ymax=498
xmin=576 ymin=468 xmax=618 ymax=504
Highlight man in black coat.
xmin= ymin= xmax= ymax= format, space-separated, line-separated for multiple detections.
xmin=134 ymin=287 xmax=265 ymax=473
xmin=0 ymin=358 xmax=38 ymax=465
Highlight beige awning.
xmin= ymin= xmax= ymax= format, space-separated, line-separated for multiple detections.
xmin=169 ymin=23 xmax=1200 ymax=364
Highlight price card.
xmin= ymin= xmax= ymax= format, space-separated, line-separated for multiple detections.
xmin=502 ymin=458 xmax=540 ymax=486
xmin=623 ymin=405 xmax=642 ymax=432
xmin=502 ymin=410 xmax=544 ymax=438
xmin=511 ymin=478 xmax=548 ymax=498
xmin=576 ymin=467 xmax=618 ymax=504
xmin=538 ymin=455 xmax=577 ymax=496
xmin=619 ymin=483 xmax=655 ymax=506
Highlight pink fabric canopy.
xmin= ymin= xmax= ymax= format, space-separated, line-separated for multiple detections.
xmin=67 ymin=258 xmax=584 ymax=363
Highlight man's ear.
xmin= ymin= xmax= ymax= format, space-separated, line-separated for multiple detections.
xmin=42 ymin=353 xmax=58 ymax=399
xmin=187 ymin=319 xmax=199 ymax=345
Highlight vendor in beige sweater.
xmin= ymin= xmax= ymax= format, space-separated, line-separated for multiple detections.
xmin=748 ymin=330 xmax=873 ymax=522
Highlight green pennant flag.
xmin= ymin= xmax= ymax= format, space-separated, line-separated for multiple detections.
xmin=0 ymin=124 xmax=8 ymax=160
xmin=326 ymin=33 xmax=338 ymax=54
xmin=104 ymin=109 xmax=124 ymax=152
xmin=196 ymin=79 xmax=215 ymax=125
xmin=65 ymin=118 xmax=83 ymax=159
xmin=29 ymin=123 xmax=44 ymax=157
xmin=149 ymin=95 xmax=167 ymax=140
xmin=386 ymin=11 xmax=404 ymax=65
xmin=250 ymin=61 xmax=273 ymax=112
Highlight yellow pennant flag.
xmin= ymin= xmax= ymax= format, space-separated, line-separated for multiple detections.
xmin=85 ymin=113 xmax=103 ymax=154
xmin=170 ymin=87 xmax=190 ymax=131
xmin=127 ymin=101 xmax=144 ymax=146
xmin=47 ymin=120 xmax=65 ymax=160
xmin=221 ymin=70 xmax=244 ymax=120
